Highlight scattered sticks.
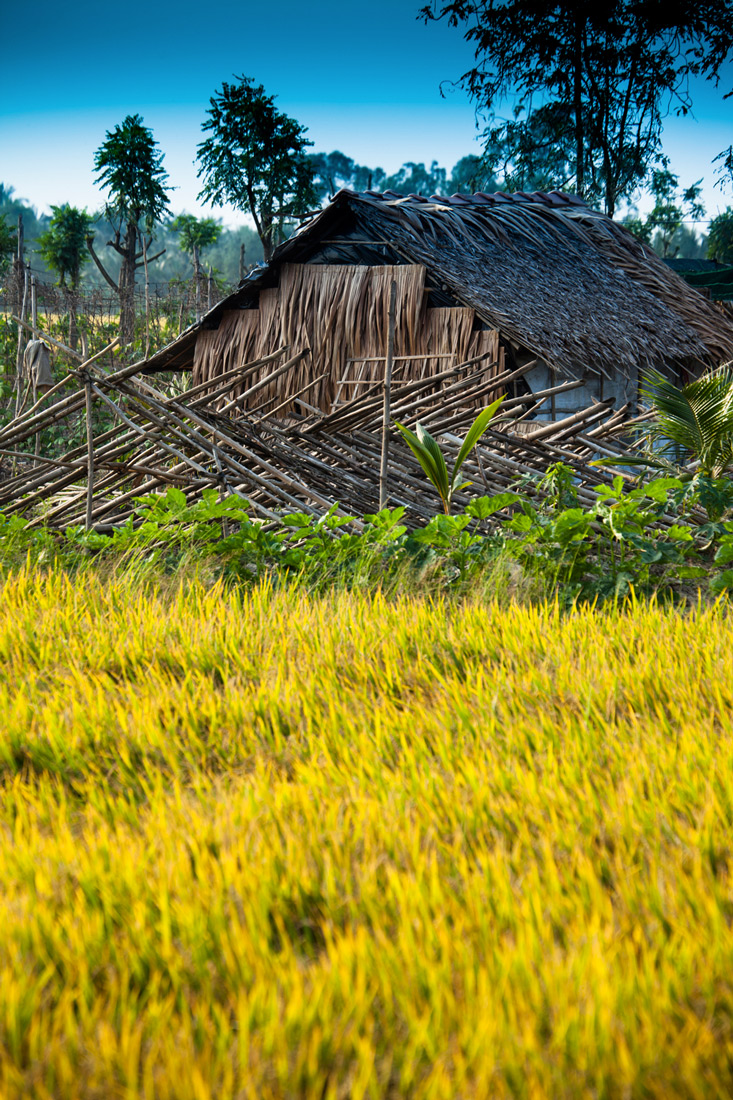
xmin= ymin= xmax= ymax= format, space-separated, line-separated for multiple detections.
xmin=0 ymin=337 xmax=643 ymax=531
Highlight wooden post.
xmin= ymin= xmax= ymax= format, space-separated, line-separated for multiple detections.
xmin=379 ymin=279 xmax=397 ymax=510
xmin=14 ymin=259 xmax=28 ymax=420
xmin=141 ymin=235 xmax=151 ymax=359
xmin=84 ymin=375 xmax=94 ymax=530
xmin=193 ymin=243 xmax=202 ymax=323
xmin=30 ymin=274 xmax=38 ymax=339
xmin=30 ymin=273 xmax=40 ymax=460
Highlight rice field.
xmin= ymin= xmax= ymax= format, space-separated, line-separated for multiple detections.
xmin=1 ymin=567 xmax=733 ymax=1098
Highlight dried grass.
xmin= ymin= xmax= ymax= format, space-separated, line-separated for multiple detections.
xmin=192 ymin=264 xmax=502 ymax=415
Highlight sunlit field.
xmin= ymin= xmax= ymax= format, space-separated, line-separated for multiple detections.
xmin=2 ymin=568 xmax=733 ymax=1098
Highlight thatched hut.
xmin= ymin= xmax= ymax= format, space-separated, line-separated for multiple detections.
xmin=145 ymin=189 xmax=733 ymax=424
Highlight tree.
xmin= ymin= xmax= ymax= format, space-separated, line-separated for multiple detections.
xmin=88 ymin=114 xmax=171 ymax=343
xmin=448 ymin=154 xmax=499 ymax=194
xmin=642 ymin=367 xmax=733 ymax=478
xmin=480 ymin=102 xmax=576 ymax=194
xmin=384 ymin=160 xmax=448 ymax=195
xmin=308 ymin=152 xmax=386 ymax=202
xmin=307 ymin=151 xmax=499 ymax=204
xmin=171 ymin=214 xmax=221 ymax=274
xmin=421 ymin=0 xmax=733 ymax=216
xmin=708 ymin=210 xmax=733 ymax=265
xmin=623 ymin=168 xmax=704 ymax=257
xmin=38 ymin=204 xmax=94 ymax=350
xmin=714 ymin=146 xmax=733 ymax=193
xmin=38 ymin=205 xmax=93 ymax=288
xmin=0 ymin=214 xmax=16 ymax=277
xmin=171 ymin=213 xmax=223 ymax=318
xmin=197 ymin=76 xmax=316 ymax=262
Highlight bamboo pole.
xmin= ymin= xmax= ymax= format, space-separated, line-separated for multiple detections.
xmin=379 ymin=280 xmax=397 ymax=509
xmin=215 ymin=349 xmax=310 ymax=414
xmin=84 ymin=376 xmax=94 ymax=530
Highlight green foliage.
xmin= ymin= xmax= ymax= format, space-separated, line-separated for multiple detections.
xmin=197 ymin=76 xmax=316 ymax=260
xmin=714 ymin=145 xmax=733 ymax=193
xmin=170 ymin=214 xmax=222 ymax=258
xmin=6 ymin=463 xmax=733 ymax=604
xmin=422 ymin=0 xmax=733 ymax=216
xmin=625 ymin=168 xmax=705 ymax=258
xmin=308 ymin=151 xmax=387 ymax=201
xmin=395 ymin=400 xmax=504 ymax=514
xmin=93 ymin=114 xmax=171 ymax=234
xmin=481 ymin=102 xmax=577 ymax=195
xmin=640 ymin=367 xmax=733 ymax=479
xmin=708 ymin=209 xmax=733 ymax=264
xmin=307 ymin=152 xmax=499 ymax=202
xmin=37 ymin=205 xmax=93 ymax=288
xmin=0 ymin=213 xmax=16 ymax=274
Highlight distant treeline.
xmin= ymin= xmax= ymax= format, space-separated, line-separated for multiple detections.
xmin=0 ymin=184 xmax=264 ymax=289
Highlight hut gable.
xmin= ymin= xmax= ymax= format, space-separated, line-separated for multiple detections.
xmin=144 ymin=189 xmax=733 ymax=393
xmin=192 ymin=263 xmax=501 ymax=414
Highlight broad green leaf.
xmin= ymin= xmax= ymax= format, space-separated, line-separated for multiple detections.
xmin=710 ymin=569 xmax=733 ymax=594
xmin=416 ymin=422 xmax=450 ymax=501
xmin=466 ymin=493 xmax=521 ymax=519
xmin=452 ymin=398 xmax=505 ymax=486
xmin=395 ymin=421 xmax=449 ymax=504
xmin=714 ymin=543 xmax=733 ymax=565
xmin=675 ymin=566 xmax=708 ymax=579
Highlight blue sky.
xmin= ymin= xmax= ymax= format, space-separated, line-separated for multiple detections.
xmin=1 ymin=0 xmax=731 ymax=227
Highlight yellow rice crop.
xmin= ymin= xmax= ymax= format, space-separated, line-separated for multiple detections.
xmin=1 ymin=567 xmax=733 ymax=1098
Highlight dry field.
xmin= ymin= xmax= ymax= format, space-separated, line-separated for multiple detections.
xmin=1 ymin=568 xmax=733 ymax=1098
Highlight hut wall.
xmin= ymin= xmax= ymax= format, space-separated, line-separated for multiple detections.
xmin=192 ymin=264 xmax=502 ymax=415
xmin=523 ymin=360 xmax=638 ymax=421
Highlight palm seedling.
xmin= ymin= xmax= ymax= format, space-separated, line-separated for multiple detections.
xmin=395 ymin=398 xmax=504 ymax=514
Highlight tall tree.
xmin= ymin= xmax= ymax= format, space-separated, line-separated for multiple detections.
xmin=708 ymin=211 xmax=733 ymax=265
xmin=88 ymin=115 xmax=171 ymax=343
xmin=197 ymin=77 xmax=316 ymax=261
xmin=38 ymin=204 xmax=93 ymax=288
xmin=421 ymin=0 xmax=733 ymax=216
xmin=38 ymin=204 xmax=94 ymax=350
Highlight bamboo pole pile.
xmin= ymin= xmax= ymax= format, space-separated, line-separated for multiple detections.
xmin=0 ymin=341 xmax=644 ymax=531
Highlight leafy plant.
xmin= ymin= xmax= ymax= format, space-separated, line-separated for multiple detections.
xmin=395 ymin=399 xmax=504 ymax=514
xmin=641 ymin=367 xmax=733 ymax=478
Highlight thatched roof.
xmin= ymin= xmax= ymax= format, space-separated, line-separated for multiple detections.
xmin=145 ymin=189 xmax=733 ymax=377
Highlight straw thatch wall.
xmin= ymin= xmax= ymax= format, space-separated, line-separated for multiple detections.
xmin=192 ymin=264 xmax=501 ymax=414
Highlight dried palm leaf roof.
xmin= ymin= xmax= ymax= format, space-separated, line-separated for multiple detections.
xmin=145 ymin=189 xmax=733 ymax=377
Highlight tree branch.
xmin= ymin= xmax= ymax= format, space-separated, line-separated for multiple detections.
xmin=135 ymin=248 xmax=165 ymax=268
xmin=85 ymin=237 xmax=119 ymax=292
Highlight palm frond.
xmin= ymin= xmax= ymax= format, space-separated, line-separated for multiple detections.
xmin=641 ymin=367 xmax=733 ymax=477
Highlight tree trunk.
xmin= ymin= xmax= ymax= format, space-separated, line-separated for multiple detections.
xmin=193 ymin=242 xmax=202 ymax=323
xmin=67 ymin=286 xmax=79 ymax=352
xmin=118 ymin=223 xmax=137 ymax=345
xmin=573 ymin=18 xmax=584 ymax=197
